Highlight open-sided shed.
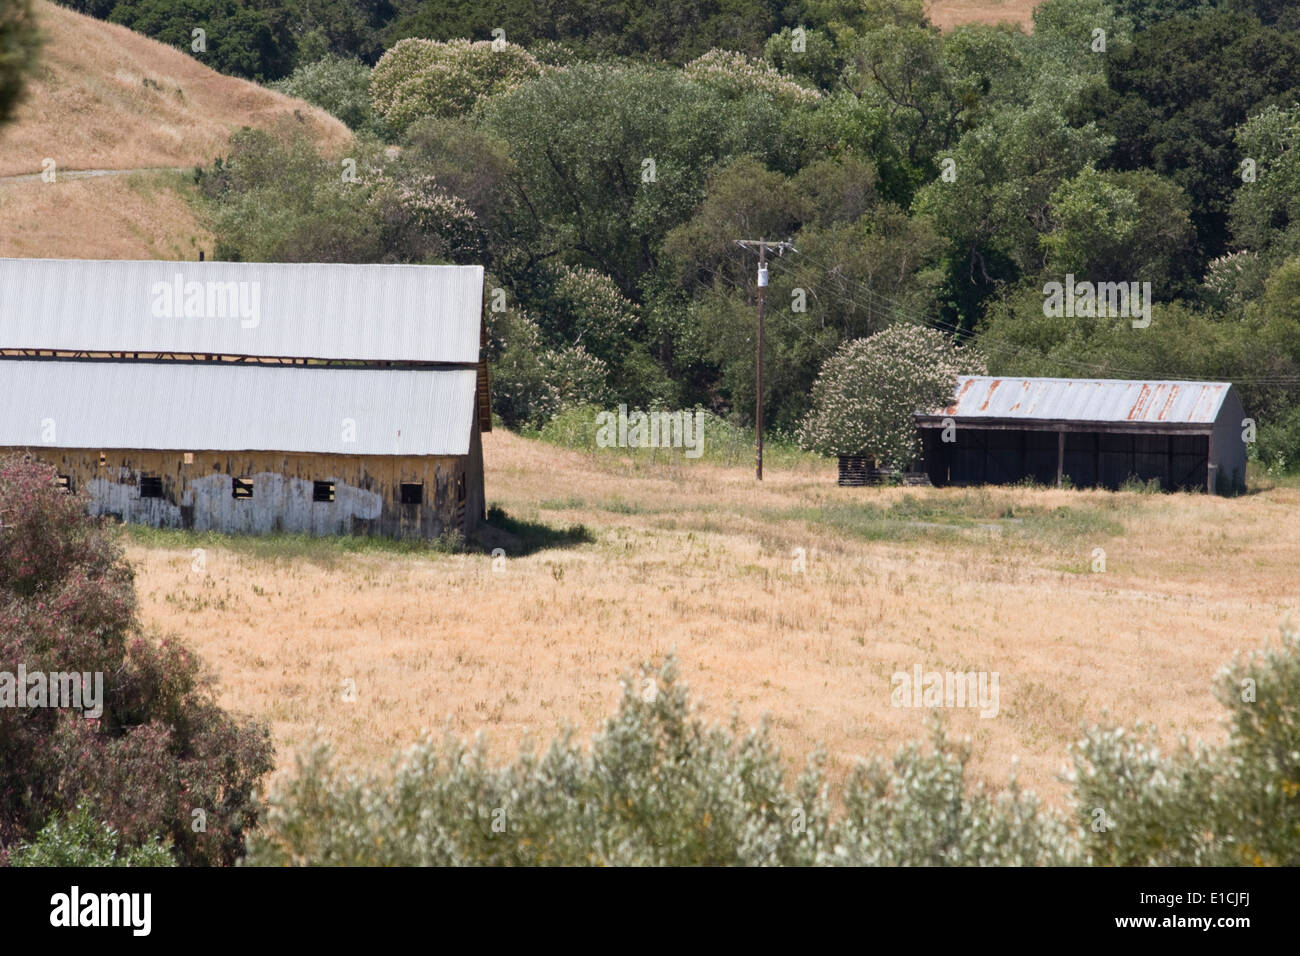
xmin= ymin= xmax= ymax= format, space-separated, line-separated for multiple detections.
xmin=915 ymin=377 xmax=1248 ymax=495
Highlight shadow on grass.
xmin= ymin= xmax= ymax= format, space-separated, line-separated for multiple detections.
xmin=469 ymin=505 xmax=596 ymax=557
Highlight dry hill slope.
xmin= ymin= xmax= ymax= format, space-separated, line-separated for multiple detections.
xmin=0 ymin=1 xmax=352 ymax=259
xmin=928 ymin=0 xmax=1038 ymax=30
xmin=0 ymin=0 xmax=350 ymax=178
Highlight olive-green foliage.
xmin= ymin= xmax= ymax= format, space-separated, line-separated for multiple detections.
xmin=10 ymin=805 xmax=174 ymax=867
xmin=245 ymin=656 xmax=1070 ymax=866
xmin=662 ymin=153 xmax=944 ymax=431
xmin=1230 ymin=103 xmax=1300 ymax=276
xmin=198 ymin=127 xmax=489 ymax=266
xmin=478 ymin=61 xmax=799 ymax=295
xmin=485 ymin=307 xmax=610 ymax=430
xmin=272 ymin=54 xmax=386 ymax=136
xmin=198 ymin=128 xmax=385 ymax=262
xmin=247 ymin=627 xmax=1300 ymax=866
xmin=1042 ymin=165 xmax=1195 ymax=292
xmin=1071 ymin=628 xmax=1300 ymax=865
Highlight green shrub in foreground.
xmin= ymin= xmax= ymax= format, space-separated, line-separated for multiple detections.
xmin=249 ymin=628 xmax=1300 ymax=866
xmin=10 ymin=805 xmax=173 ymax=867
xmin=246 ymin=657 xmax=1074 ymax=866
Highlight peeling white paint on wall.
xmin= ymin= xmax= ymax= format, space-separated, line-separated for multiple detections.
xmin=88 ymin=477 xmax=183 ymax=527
xmin=88 ymin=473 xmax=384 ymax=535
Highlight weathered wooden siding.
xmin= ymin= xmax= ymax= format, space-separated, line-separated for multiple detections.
xmin=9 ymin=446 xmax=485 ymax=539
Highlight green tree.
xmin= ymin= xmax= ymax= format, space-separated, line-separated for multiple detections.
xmin=1041 ymin=165 xmax=1194 ymax=292
xmin=273 ymin=53 xmax=385 ymax=135
xmin=1076 ymin=11 xmax=1300 ymax=264
xmin=478 ymin=62 xmax=794 ymax=295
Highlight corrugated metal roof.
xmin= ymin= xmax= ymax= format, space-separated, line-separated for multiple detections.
xmin=0 ymin=259 xmax=484 ymax=363
xmin=924 ymin=376 xmax=1233 ymax=425
xmin=0 ymin=361 xmax=476 ymax=455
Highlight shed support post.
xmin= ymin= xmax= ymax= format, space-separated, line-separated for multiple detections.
xmin=1056 ymin=430 xmax=1065 ymax=488
xmin=1206 ymin=433 xmax=1216 ymax=494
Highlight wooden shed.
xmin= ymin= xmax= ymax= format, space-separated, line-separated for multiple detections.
xmin=915 ymin=376 xmax=1248 ymax=495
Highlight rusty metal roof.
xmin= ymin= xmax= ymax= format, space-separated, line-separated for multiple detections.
xmin=922 ymin=376 xmax=1233 ymax=426
xmin=0 ymin=258 xmax=484 ymax=364
xmin=0 ymin=360 xmax=477 ymax=455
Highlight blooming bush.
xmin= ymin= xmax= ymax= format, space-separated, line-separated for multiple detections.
xmin=0 ymin=456 xmax=274 ymax=866
xmin=367 ymin=169 xmax=484 ymax=263
xmin=797 ymin=324 xmax=985 ymax=467
xmin=486 ymin=308 xmax=611 ymax=429
xmin=370 ymin=38 xmax=543 ymax=134
xmin=542 ymin=264 xmax=639 ymax=365
xmin=684 ymin=49 xmax=822 ymax=107
xmin=272 ymin=54 xmax=386 ymax=136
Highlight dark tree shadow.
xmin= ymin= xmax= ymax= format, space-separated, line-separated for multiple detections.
xmin=468 ymin=505 xmax=595 ymax=557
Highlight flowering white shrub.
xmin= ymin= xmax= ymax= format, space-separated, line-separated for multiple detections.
xmin=367 ymin=169 xmax=483 ymax=262
xmin=546 ymin=264 xmax=639 ymax=361
xmin=1202 ymin=250 xmax=1267 ymax=310
xmin=797 ymin=324 xmax=985 ymax=467
xmin=683 ymin=49 xmax=822 ymax=107
xmin=370 ymin=38 xmax=544 ymax=133
xmin=488 ymin=307 xmax=610 ymax=428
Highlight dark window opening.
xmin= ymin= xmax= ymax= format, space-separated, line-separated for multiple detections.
xmin=139 ymin=476 xmax=163 ymax=498
xmin=313 ymin=480 xmax=336 ymax=503
xmin=55 ymin=474 xmax=71 ymax=493
xmin=400 ymin=482 xmax=423 ymax=505
xmin=232 ymin=477 xmax=254 ymax=500
xmin=456 ymin=474 xmax=466 ymax=503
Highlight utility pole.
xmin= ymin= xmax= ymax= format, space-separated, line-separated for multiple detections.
xmin=735 ymin=238 xmax=796 ymax=480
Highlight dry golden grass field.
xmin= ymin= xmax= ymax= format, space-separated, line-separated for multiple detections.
xmin=125 ymin=430 xmax=1300 ymax=805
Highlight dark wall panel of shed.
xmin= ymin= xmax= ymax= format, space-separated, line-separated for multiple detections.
xmin=926 ymin=428 xmax=1208 ymax=491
